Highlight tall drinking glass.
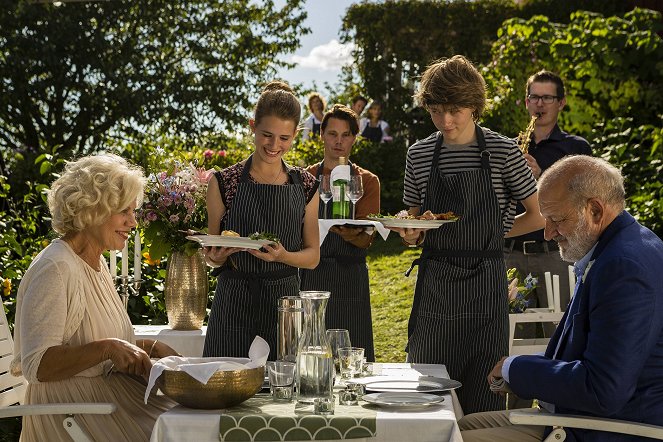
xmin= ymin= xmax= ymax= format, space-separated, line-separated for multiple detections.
xmin=345 ymin=175 xmax=364 ymax=220
xmin=326 ymin=329 xmax=351 ymax=379
xmin=318 ymin=175 xmax=332 ymax=219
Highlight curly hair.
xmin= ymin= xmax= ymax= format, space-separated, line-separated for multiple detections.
xmin=254 ymin=80 xmax=301 ymax=128
xmin=307 ymin=92 xmax=327 ymax=112
xmin=414 ymin=55 xmax=486 ymax=121
xmin=47 ymin=154 xmax=146 ymax=235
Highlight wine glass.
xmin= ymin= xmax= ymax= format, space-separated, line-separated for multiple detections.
xmin=345 ymin=175 xmax=364 ymax=220
xmin=326 ymin=329 xmax=351 ymax=379
xmin=318 ymin=175 xmax=332 ymax=219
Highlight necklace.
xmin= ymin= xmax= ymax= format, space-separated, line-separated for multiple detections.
xmin=252 ymin=166 xmax=284 ymax=185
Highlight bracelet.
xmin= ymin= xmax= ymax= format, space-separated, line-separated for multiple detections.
xmin=148 ymin=340 xmax=158 ymax=359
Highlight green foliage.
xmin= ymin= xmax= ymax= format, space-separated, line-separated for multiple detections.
xmin=340 ymin=0 xmax=626 ymax=140
xmin=593 ymin=117 xmax=663 ymax=238
xmin=482 ymin=8 xmax=663 ymax=138
xmin=0 ymin=0 xmax=308 ymax=197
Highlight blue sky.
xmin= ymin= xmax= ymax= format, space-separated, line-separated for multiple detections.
xmin=274 ymin=0 xmax=359 ymax=91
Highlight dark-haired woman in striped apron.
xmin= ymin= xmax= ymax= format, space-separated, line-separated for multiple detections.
xmin=300 ymin=160 xmax=379 ymax=361
xmin=203 ymin=155 xmax=319 ymax=360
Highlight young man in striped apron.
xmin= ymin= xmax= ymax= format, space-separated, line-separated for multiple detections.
xmin=301 ymin=104 xmax=381 ymax=361
xmin=397 ymin=56 xmax=545 ymax=414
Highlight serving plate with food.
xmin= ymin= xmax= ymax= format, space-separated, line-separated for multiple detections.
xmin=367 ymin=210 xmax=460 ymax=229
xmin=186 ymin=230 xmax=279 ymax=250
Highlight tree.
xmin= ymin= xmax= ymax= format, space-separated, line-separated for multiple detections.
xmin=482 ymin=8 xmax=663 ymax=138
xmin=0 ymin=0 xmax=308 ymax=191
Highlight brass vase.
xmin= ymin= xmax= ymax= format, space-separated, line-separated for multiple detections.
xmin=164 ymin=250 xmax=209 ymax=330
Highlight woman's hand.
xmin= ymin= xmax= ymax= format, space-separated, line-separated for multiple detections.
xmin=104 ymin=338 xmax=152 ymax=380
xmin=247 ymin=242 xmax=286 ymax=263
xmin=204 ymin=245 xmax=242 ymax=267
xmin=145 ymin=340 xmax=181 ymax=359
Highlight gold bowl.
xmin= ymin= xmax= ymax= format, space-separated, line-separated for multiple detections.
xmin=157 ymin=365 xmax=265 ymax=409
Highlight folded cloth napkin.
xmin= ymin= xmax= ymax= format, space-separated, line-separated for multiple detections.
xmin=489 ymin=377 xmax=513 ymax=394
xmin=144 ymin=335 xmax=269 ymax=403
xmin=318 ymin=219 xmax=390 ymax=244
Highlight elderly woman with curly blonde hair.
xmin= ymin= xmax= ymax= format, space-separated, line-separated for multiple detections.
xmin=11 ymin=154 xmax=177 ymax=441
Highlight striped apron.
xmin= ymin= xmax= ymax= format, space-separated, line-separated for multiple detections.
xmin=300 ymin=162 xmax=375 ymax=361
xmin=406 ymin=126 xmax=508 ymax=414
xmin=203 ymin=156 xmax=305 ymax=361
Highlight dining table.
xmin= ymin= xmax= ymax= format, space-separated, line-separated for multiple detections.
xmin=150 ymin=362 xmax=464 ymax=442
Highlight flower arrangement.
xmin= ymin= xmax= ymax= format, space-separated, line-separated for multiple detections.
xmin=138 ymin=157 xmax=213 ymax=260
xmin=507 ymin=268 xmax=538 ymax=313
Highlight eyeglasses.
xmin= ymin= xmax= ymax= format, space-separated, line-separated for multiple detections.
xmin=527 ymin=94 xmax=559 ymax=104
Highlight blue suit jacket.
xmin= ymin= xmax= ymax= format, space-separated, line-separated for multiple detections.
xmin=509 ymin=212 xmax=663 ymax=442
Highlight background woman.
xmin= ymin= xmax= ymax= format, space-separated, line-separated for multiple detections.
xmin=203 ymin=81 xmax=320 ymax=360
xmin=359 ymin=101 xmax=390 ymax=143
xmin=301 ymin=92 xmax=326 ymax=141
xmin=11 ymin=154 xmax=178 ymax=441
xmin=398 ymin=56 xmax=544 ymax=414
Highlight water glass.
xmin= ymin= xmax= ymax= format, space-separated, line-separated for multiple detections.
xmin=314 ymin=396 xmax=335 ymax=415
xmin=267 ymin=360 xmax=296 ymax=402
xmin=318 ymin=175 xmax=332 ymax=219
xmin=326 ymin=329 xmax=351 ymax=377
xmin=338 ymin=347 xmax=364 ymax=379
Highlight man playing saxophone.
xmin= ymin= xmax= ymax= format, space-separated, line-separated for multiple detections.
xmin=505 ymin=70 xmax=591 ymax=342
xmin=505 ymin=71 xmax=591 ymax=410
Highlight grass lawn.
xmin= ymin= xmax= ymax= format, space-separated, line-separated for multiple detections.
xmin=367 ymin=235 xmax=420 ymax=363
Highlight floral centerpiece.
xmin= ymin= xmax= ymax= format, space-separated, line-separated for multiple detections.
xmin=507 ymin=268 xmax=538 ymax=313
xmin=138 ymin=154 xmax=213 ymax=261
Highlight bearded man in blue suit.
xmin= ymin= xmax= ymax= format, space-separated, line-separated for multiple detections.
xmin=460 ymin=155 xmax=663 ymax=442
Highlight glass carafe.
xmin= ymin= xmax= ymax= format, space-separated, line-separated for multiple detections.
xmin=296 ymin=291 xmax=333 ymax=404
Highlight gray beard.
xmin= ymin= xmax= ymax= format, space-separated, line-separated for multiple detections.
xmin=558 ymin=215 xmax=597 ymax=263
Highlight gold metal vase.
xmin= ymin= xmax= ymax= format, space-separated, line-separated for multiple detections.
xmin=164 ymin=250 xmax=208 ymax=330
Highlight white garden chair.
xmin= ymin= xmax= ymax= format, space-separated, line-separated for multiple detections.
xmin=0 ymin=306 xmax=116 ymax=442
xmin=509 ymin=408 xmax=663 ymax=441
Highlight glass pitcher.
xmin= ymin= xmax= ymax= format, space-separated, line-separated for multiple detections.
xmin=296 ymin=291 xmax=334 ymax=404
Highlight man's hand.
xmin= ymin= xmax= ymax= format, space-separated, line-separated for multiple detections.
xmin=487 ymin=356 xmax=508 ymax=385
xmin=329 ymin=225 xmax=374 ymax=249
xmin=524 ymin=153 xmax=542 ymax=180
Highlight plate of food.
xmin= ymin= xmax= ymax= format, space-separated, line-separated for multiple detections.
xmin=367 ymin=210 xmax=460 ymax=229
xmin=186 ymin=230 xmax=279 ymax=250
xmin=362 ymin=392 xmax=445 ymax=409
xmin=360 ymin=377 xmax=461 ymax=393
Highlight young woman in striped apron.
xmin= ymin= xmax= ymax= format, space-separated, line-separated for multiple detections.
xmin=300 ymin=104 xmax=381 ymax=361
xmin=203 ymin=81 xmax=320 ymax=361
xmin=397 ymin=56 xmax=545 ymax=414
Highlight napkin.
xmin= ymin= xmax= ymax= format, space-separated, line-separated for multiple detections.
xmin=144 ymin=335 xmax=269 ymax=403
xmin=318 ymin=219 xmax=390 ymax=244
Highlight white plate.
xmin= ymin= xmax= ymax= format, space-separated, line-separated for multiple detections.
xmin=366 ymin=217 xmax=457 ymax=229
xmin=361 ymin=378 xmax=461 ymax=393
xmin=363 ymin=392 xmax=445 ymax=408
xmin=186 ymin=235 xmax=274 ymax=250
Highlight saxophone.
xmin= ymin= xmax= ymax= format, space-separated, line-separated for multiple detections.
xmin=517 ymin=113 xmax=541 ymax=154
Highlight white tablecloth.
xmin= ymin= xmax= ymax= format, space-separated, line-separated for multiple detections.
xmin=150 ymin=363 xmax=463 ymax=442
xmin=134 ymin=325 xmax=206 ymax=357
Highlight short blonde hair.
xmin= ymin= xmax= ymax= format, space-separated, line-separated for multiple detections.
xmin=48 ymin=154 xmax=146 ymax=235
xmin=415 ymin=55 xmax=486 ymax=121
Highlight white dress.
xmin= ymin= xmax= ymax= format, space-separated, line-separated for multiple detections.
xmin=11 ymin=239 xmax=174 ymax=441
